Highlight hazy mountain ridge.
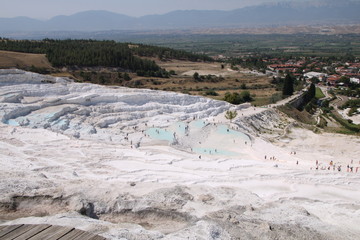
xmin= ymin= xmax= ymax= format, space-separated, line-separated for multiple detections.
xmin=0 ymin=1 xmax=360 ymax=32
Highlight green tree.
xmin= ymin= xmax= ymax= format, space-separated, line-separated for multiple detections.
xmin=339 ymin=76 xmax=350 ymax=85
xmin=308 ymin=83 xmax=316 ymax=100
xmin=224 ymin=91 xmax=252 ymax=105
xmin=301 ymin=83 xmax=316 ymax=110
xmin=240 ymin=91 xmax=252 ymax=102
xmin=310 ymin=77 xmax=320 ymax=84
xmin=224 ymin=92 xmax=242 ymax=104
xmin=282 ymin=74 xmax=294 ymax=96
xmin=123 ymin=73 xmax=131 ymax=81
xmin=225 ymin=110 xmax=238 ymax=123
xmin=205 ymin=90 xmax=219 ymax=96
xmin=193 ymin=72 xmax=200 ymax=81
xmin=99 ymin=75 xmax=106 ymax=85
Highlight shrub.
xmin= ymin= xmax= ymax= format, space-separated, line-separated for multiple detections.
xmin=205 ymin=90 xmax=219 ymax=96
xmin=224 ymin=91 xmax=252 ymax=104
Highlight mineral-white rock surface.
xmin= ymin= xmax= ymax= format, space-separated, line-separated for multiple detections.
xmin=1 ymin=69 xmax=359 ymax=240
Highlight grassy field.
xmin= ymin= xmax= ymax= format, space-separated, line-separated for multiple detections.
xmin=315 ymin=87 xmax=325 ymax=99
xmin=138 ymin=59 xmax=277 ymax=104
xmin=0 ymin=50 xmax=52 ymax=69
xmin=117 ymin=34 xmax=360 ymax=58
xmin=72 ymin=60 xmax=278 ymax=105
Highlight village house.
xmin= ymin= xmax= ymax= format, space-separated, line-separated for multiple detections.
xmin=268 ymin=64 xmax=301 ymax=73
xmin=350 ymin=77 xmax=360 ymax=84
xmin=304 ymin=71 xmax=328 ymax=81
xmin=327 ymin=75 xmax=341 ymax=86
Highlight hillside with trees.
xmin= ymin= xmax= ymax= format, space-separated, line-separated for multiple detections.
xmin=0 ymin=39 xmax=212 ymax=77
xmin=130 ymin=44 xmax=213 ymax=62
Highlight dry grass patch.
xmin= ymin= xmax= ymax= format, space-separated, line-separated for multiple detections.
xmin=0 ymin=50 xmax=52 ymax=69
xmin=155 ymin=60 xmax=278 ymax=105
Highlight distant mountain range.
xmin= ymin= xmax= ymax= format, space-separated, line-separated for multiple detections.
xmin=1 ymin=1 xmax=360 ymax=32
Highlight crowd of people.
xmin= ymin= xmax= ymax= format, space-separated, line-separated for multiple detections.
xmin=312 ymin=159 xmax=359 ymax=173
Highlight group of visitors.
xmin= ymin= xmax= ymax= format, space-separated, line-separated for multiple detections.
xmin=313 ymin=159 xmax=359 ymax=173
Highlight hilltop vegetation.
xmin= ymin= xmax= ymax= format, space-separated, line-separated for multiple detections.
xmin=0 ymin=38 xmax=212 ymax=77
xmin=130 ymin=44 xmax=213 ymax=62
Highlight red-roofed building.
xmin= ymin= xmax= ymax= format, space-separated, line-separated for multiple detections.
xmin=268 ymin=64 xmax=301 ymax=72
xmin=327 ymin=75 xmax=341 ymax=86
xmin=345 ymin=73 xmax=360 ymax=78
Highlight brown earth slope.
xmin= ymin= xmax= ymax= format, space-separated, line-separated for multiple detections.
xmin=0 ymin=50 xmax=52 ymax=69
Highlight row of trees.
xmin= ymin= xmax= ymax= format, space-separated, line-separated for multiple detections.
xmin=0 ymin=39 xmax=213 ymax=77
xmin=131 ymin=44 xmax=213 ymax=62
xmin=229 ymin=56 xmax=268 ymax=73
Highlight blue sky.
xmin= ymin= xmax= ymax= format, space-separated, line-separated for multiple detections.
xmin=0 ymin=0 xmax=295 ymax=19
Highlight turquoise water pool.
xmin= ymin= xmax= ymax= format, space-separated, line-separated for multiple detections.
xmin=43 ymin=113 xmax=55 ymax=120
xmin=146 ymin=128 xmax=175 ymax=142
xmin=5 ymin=119 xmax=19 ymax=126
xmin=217 ymin=125 xmax=250 ymax=141
xmin=4 ymin=112 xmax=57 ymax=127
xmin=174 ymin=122 xmax=187 ymax=135
xmin=193 ymin=147 xmax=237 ymax=156
xmin=145 ymin=120 xmax=251 ymax=157
xmin=191 ymin=120 xmax=208 ymax=129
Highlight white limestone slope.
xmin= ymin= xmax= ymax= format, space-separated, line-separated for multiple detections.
xmin=0 ymin=69 xmax=360 ymax=240
xmin=0 ymin=69 xmax=245 ymax=141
